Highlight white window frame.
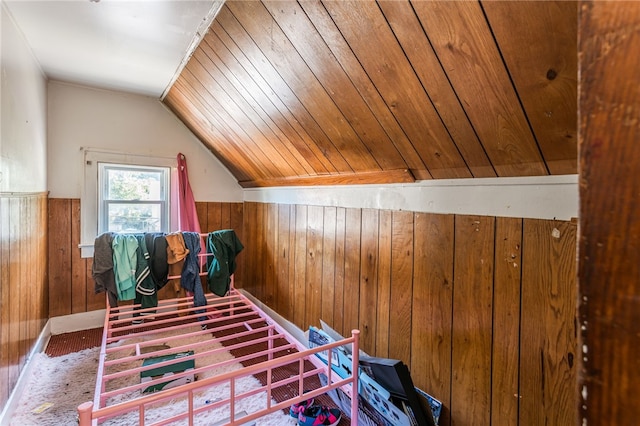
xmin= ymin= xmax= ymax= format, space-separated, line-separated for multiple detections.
xmin=80 ymin=149 xmax=178 ymax=258
xmin=98 ymin=163 xmax=170 ymax=235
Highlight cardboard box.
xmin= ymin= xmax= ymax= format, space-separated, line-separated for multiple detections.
xmin=308 ymin=326 xmax=354 ymax=379
xmin=140 ymin=351 xmax=195 ymax=393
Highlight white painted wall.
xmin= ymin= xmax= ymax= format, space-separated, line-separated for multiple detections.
xmin=0 ymin=2 xmax=47 ymax=193
xmin=244 ymin=174 xmax=579 ymax=220
xmin=47 ymin=80 xmax=243 ymax=201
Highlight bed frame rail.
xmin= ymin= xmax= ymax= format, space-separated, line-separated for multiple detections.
xmin=78 ymin=288 xmax=360 ymax=425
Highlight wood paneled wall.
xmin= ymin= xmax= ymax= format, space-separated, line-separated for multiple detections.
xmin=195 ymin=201 xmax=245 ymax=287
xmin=48 ymin=199 xmax=103 ymax=316
xmin=242 ymin=202 xmax=577 ymax=426
xmin=44 ymin=197 xmax=576 ymax=424
xmin=578 ymin=3 xmax=640 ymax=424
xmin=47 ymin=199 xmax=244 ymax=318
xmin=0 ymin=193 xmax=48 ymax=410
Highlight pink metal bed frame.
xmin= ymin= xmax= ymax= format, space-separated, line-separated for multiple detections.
xmin=77 ymin=282 xmax=360 ymax=425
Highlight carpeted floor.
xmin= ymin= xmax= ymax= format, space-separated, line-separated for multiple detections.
xmin=16 ymin=327 xmax=294 ymax=426
xmin=45 ymin=328 xmax=103 ymax=357
xmin=44 ymin=325 xmax=351 ymax=425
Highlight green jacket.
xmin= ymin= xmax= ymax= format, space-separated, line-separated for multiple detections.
xmin=206 ymin=229 xmax=244 ymax=296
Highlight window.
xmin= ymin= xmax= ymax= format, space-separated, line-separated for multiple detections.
xmin=80 ymin=149 xmax=178 ymax=258
xmin=98 ymin=163 xmax=169 ymax=234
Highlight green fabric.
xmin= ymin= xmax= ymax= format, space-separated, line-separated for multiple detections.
xmin=112 ymin=234 xmax=138 ymax=301
xmin=206 ymin=229 xmax=244 ymax=296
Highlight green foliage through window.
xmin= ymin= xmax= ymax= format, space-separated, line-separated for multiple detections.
xmin=99 ymin=163 xmax=169 ymax=234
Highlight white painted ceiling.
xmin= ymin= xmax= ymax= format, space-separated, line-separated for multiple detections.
xmin=4 ymin=0 xmax=223 ymax=98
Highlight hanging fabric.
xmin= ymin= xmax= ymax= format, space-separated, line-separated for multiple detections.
xmin=176 ymin=153 xmax=212 ymax=325
xmin=176 ymin=153 xmax=202 ymax=235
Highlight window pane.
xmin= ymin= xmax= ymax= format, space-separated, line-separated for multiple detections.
xmin=107 ymin=203 xmax=162 ymax=233
xmin=107 ymin=168 xmax=163 ymax=201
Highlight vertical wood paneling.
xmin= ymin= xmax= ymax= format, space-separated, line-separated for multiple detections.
xmin=321 ymin=207 xmax=337 ymax=326
xmin=42 ymin=198 xmax=577 ymax=424
xmin=388 ymin=211 xmax=414 ymax=363
xmin=520 ymin=219 xmax=577 ymax=426
xmin=7 ymin=197 xmax=18 ymax=401
xmin=293 ymin=205 xmax=308 ymax=329
xmin=46 ymin=199 xmax=245 ymax=315
xmin=48 ymin=198 xmax=72 ymax=317
xmin=276 ymin=204 xmax=292 ymax=318
xmin=8 ymin=199 xmax=20 ymax=390
xmin=342 ymin=208 xmax=361 ymax=334
xmin=229 ymin=202 xmax=244 ymax=288
xmin=287 ymin=205 xmax=298 ymax=323
xmin=0 ymin=197 xmax=8 ymax=405
xmin=492 ymin=217 xmax=523 ymax=425
xmin=412 ymin=212 xmax=454 ymax=425
xmin=451 ymin=215 xmax=495 ymax=426
xmin=1 ymin=193 xmax=48 ymax=410
xmin=220 ymin=203 xmax=231 ymax=230
xmin=71 ymin=199 xmax=87 ymax=313
xmin=333 ymin=207 xmax=346 ymax=337
xmin=375 ymin=210 xmax=392 ymax=358
xmin=86 ymin=258 xmax=103 ymax=311
xmin=38 ymin=195 xmax=49 ymax=327
xmin=579 ymin=5 xmax=640 ymax=425
xmin=359 ymin=209 xmax=379 ymax=355
xmin=195 ymin=202 xmax=208 ymax=231
xmin=18 ymin=197 xmax=28 ymax=367
xmin=25 ymin=198 xmax=35 ymax=354
xmin=263 ymin=203 xmax=277 ymax=308
xmin=306 ymin=206 xmax=324 ymax=328
xmin=207 ymin=202 xmax=223 ymax=232
xmin=255 ymin=203 xmax=266 ymax=301
xmin=242 ymin=202 xmax=258 ymax=295
xmin=240 ymin=202 xmax=576 ymax=426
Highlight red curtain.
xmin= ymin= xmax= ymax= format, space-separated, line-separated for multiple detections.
xmin=176 ymin=153 xmax=201 ymax=234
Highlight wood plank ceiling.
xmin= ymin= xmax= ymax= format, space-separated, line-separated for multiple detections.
xmin=164 ymin=0 xmax=577 ymax=188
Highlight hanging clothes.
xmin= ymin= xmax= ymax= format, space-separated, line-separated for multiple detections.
xmin=166 ymin=231 xmax=189 ymax=298
xmin=145 ymin=232 xmax=169 ymax=289
xmin=112 ymin=234 xmax=138 ymax=301
xmin=133 ymin=234 xmax=158 ymax=320
xmin=92 ymin=232 xmax=118 ymax=308
xmin=176 ymin=153 xmax=210 ymax=324
xmin=206 ymin=229 xmax=244 ymax=297
xmin=182 ymin=231 xmax=207 ymax=323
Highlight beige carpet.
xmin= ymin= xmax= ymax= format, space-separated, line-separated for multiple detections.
xmin=9 ymin=326 xmax=297 ymax=426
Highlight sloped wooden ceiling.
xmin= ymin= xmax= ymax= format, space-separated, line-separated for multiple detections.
xmin=164 ymin=0 xmax=577 ymax=188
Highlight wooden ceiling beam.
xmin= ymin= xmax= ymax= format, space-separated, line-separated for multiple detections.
xmin=239 ymin=169 xmax=416 ymax=188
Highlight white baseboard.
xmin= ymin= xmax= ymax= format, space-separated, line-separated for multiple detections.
xmin=237 ymin=289 xmax=307 ymax=345
xmin=49 ymin=309 xmax=106 ymax=335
